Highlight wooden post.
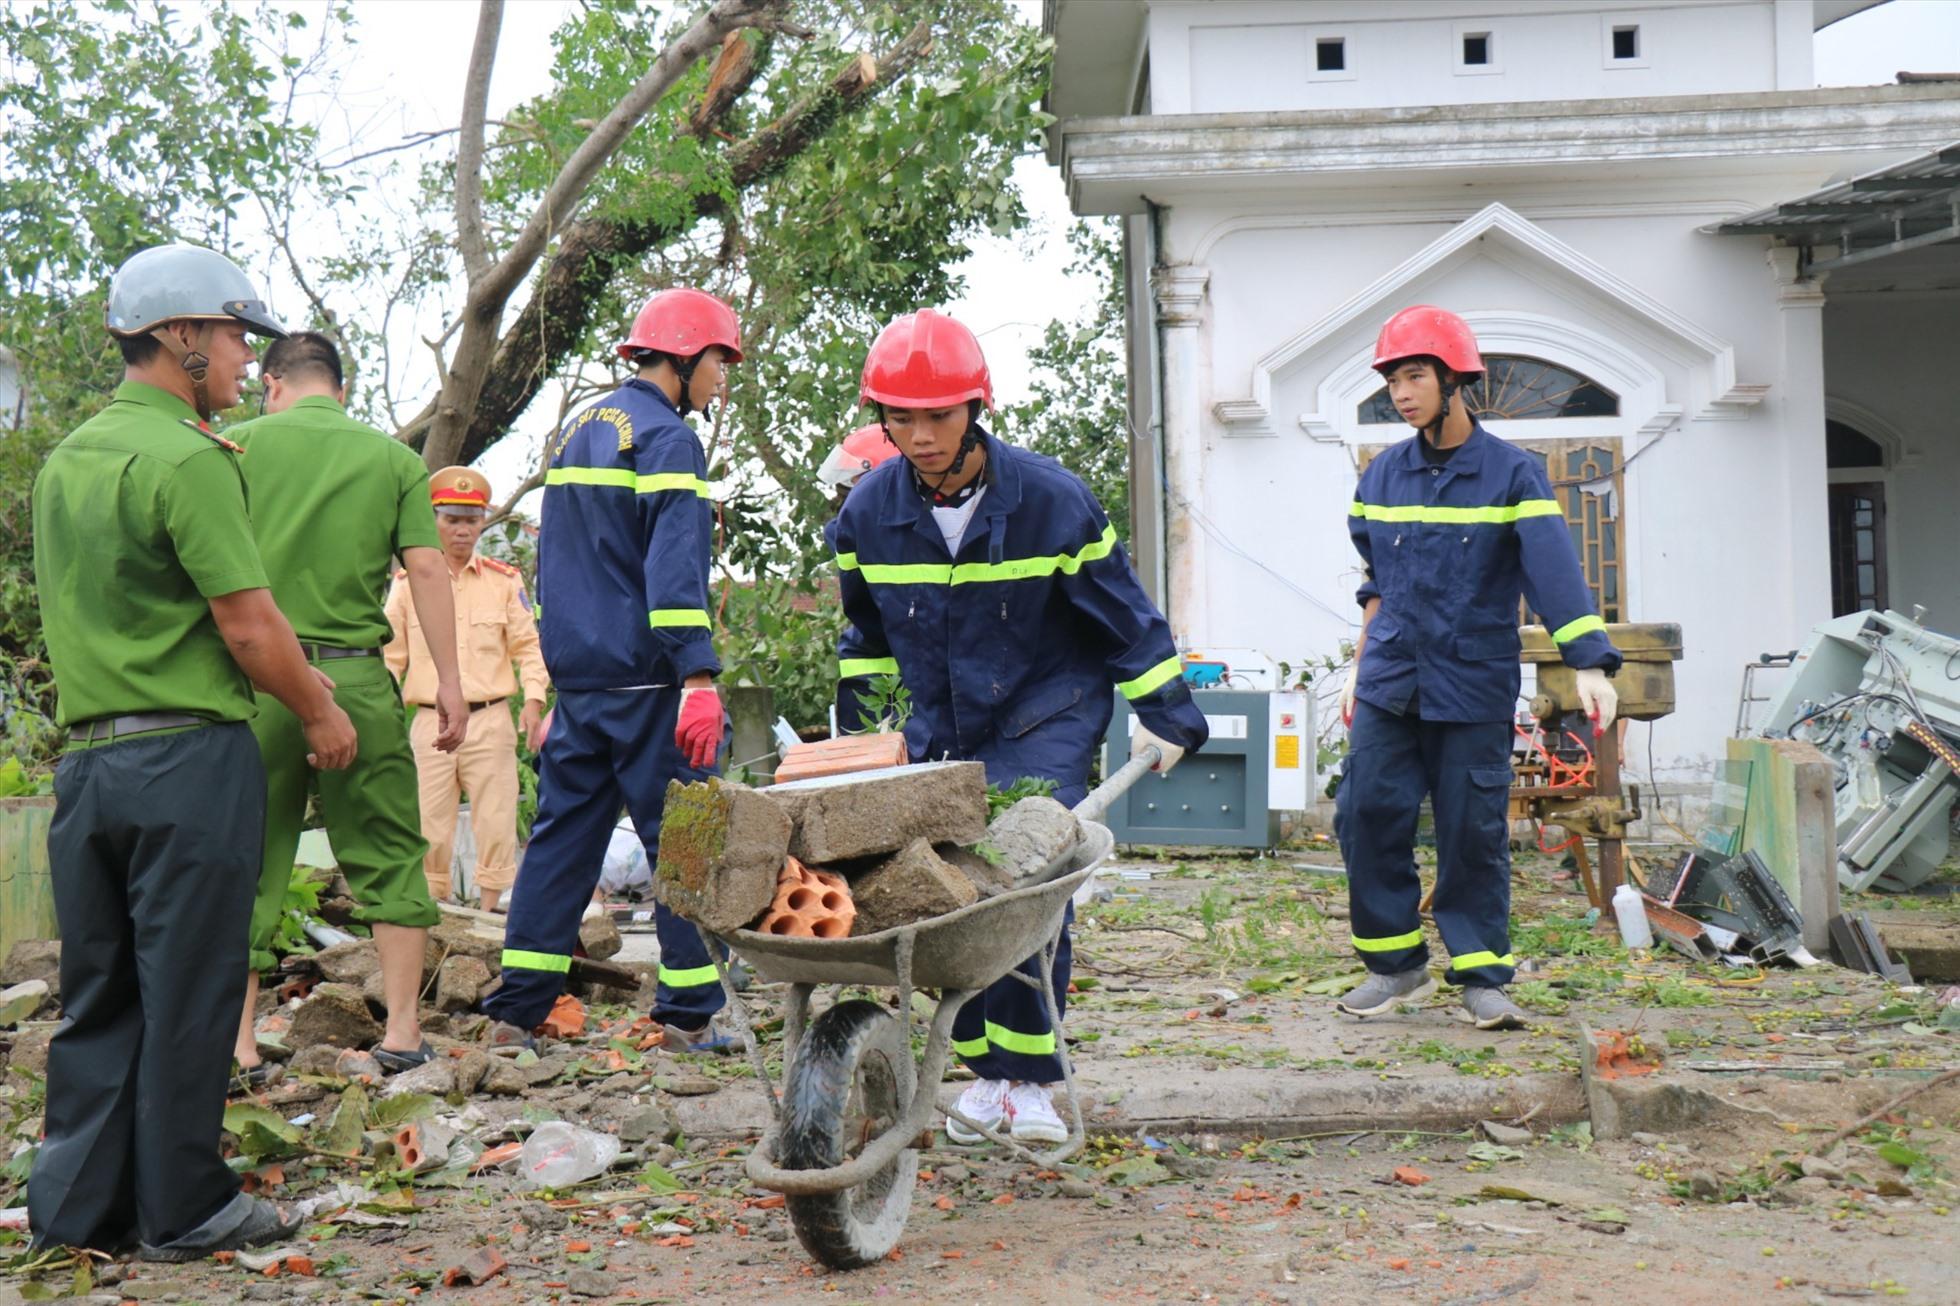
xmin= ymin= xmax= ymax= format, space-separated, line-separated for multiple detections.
xmin=1595 ymin=723 xmax=1624 ymax=899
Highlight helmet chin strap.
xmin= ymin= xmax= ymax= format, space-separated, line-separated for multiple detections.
xmin=1423 ymin=371 xmax=1459 ymax=444
xmin=888 ymin=408 xmax=985 ymax=506
xmin=149 ymin=321 xmax=218 ymax=420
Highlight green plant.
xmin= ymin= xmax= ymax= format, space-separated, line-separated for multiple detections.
xmin=853 ymin=673 xmax=913 ymax=734
xmin=986 ymin=775 xmax=1058 ymax=820
xmin=270 ymin=868 xmax=330 ymax=959
xmin=0 ymin=757 xmax=49 ymax=797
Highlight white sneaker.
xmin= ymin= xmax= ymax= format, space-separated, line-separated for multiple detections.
xmin=945 ymin=1078 xmax=1008 ymax=1145
xmin=1005 ymin=1082 xmax=1068 ymax=1144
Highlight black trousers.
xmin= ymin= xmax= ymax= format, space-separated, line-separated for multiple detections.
xmin=29 ymin=723 xmax=264 ymax=1251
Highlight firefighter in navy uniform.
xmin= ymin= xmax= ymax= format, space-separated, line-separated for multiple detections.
xmin=831 ymin=309 xmax=1208 ymax=1143
xmin=482 ymin=289 xmax=741 ymax=1054
xmin=1335 ymin=306 xmax=1621 ymax=1031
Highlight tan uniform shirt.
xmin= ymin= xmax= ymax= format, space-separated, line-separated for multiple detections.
xmin=384 ymin=554 xmax=547 ymax=705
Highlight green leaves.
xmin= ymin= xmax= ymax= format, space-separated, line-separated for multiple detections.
xmin=222 ymin=1102 xmax=305 ymax=1163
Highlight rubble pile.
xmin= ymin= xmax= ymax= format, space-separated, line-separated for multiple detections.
xmin=655 ymin=762 xmax=1084 ymax=939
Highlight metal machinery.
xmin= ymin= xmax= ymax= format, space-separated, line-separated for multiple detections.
xmin=1756 ymin=608 xmax=1960 ymax=892
xmin=1100 ymin=648 xmax=1311 ymax=849
xmin=1515 ymin=622 xmax=1683 ymax=908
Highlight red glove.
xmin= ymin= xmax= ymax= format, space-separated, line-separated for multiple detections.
xmin=675 ymin=685 xmax=723 ymax=770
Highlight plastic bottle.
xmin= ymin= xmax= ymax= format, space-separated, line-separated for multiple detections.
xmin=1612 ymin=882 xmax=1653 ymax=950
xmin=519 ymin=1121 xmax=622 ymax=1188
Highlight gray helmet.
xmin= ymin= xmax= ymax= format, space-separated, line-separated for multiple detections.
xmin=105 ymin=243 xmax=287 ymax=339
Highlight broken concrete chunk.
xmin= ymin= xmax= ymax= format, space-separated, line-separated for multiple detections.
xmin=984 ymin=795 xmax=1080 ymax=885
xmin=850 ymin=838 xmax=979 ymax=935
xmin=287 ymin=983 xmax=383 ymax=1052
xmin=8 ymin=1025 xmax=51 ymax=1076
xmin=426 ymin=914 xmax=505 ymax=970
xmin=578 ymin=911 xmax=623 ymax=961
xmin=382 ymin=1057 xmax=456 ymax=1099
xmin=0 ymin=980 xmax=49 ymax=1027
xmin=452 ymin=1049 xmax=492 ymax=1095
xmin=617 ymin=1102 xmax=679 ymax=1144
xmin=288 ymin=1044 xmax=347 ymax=1077
xmin=333 ymin=1049 xmax=384 ymax=1084
xmin=654 ymin=778 xmax=792 ymax=933
xmin=937 ymin=843 xmax=1013 ymax=899
xmin=0 ymin=940 xmax=60 ymax=1000
xmin=481 ymin=1061 xmax=527 ymax=1096
xmin=768 ymin=761 xmax=988 ymax=864
xmin=435 ymin=955 xmax=493 ymax=1013
xmin=307 ymin=939 xmax=381 ymax=986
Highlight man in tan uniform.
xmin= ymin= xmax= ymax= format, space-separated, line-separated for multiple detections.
xmin=384 ymin=467 xmax=549 ymax=912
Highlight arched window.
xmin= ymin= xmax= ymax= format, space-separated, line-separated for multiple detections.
xmin=1359 ymin=354 xmax=1619 ymax=424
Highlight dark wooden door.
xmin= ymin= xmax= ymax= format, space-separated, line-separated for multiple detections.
xmin=1828 ymin=481 xmax=1887 ymax=616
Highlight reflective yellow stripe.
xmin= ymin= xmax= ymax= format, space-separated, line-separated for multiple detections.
xmin=839 ymin=657 xmax=900 ymax=678
xmin=502 ymin=948 xmax=571 ymax=974
xmin=837 ymin=526 xmax=1121 ymax=588
xmin=952 ymin=1033 xmax=989 ymax=1058
xmin=862 ymin=561 xmax=954 ymax=584
xmin=1449 ymin=951 xmax=1517 ymax=972
xmin=1552 ymin=614 xmax=1606 ymax=644
xmin=545 ymin=467 xmax=636 ymax=488
xmin=649 ymin=609 xmax=711 ymax=628
xmin=1118 ymin=655 xmax=1183 ymax=700
xmin=1348 ymin=499 xmax=1561 ymax=525
xmin=1352 ymin=929 xmax=1424 ymax=953
xmin=658 ymin=962 xmax=720 ymax=988
xmin=638 ymin=472 xmax=709 ymax=496
xmin=984 ymin=1021 xmax=1057 ymax=1056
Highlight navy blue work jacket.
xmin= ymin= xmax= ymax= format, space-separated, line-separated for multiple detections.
xmin=536 ymin=379 xmax=719 ymax=691
xmin=1350 ymin=423 xmax=1620 ymax=723
xmin=832 ymin=430 xmax=1208 ymax=801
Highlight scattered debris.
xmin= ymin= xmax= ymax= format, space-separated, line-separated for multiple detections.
xmin=1828 ymin=911 xmax=1913 ymax=983
xmin=287 ymin=982 xmax=383 ymax=1051
xmin=443 ymin=1247 xmax=507 ymax=1287
xmin=850 ymin=838 xmax=979 ymax=935
xmin=0 ymin=979 xmax=49 ymax=1027
xmin=983 ymin=795 xmax=1080 ymax=885
xmin=755 ymin=856 xmax=855 ymax=938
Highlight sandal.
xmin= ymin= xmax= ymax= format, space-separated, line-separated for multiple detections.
xmin=371 ymin=1040 xmax=436 ymax=1073
xmin=230 ymin=1061 xmax=282 ymax=1093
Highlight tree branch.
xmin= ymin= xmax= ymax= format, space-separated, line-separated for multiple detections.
xmin=444 ymin=22 xmax=934 ymax=467
xmin=465 ymin=0 xmax=783 ymax=318
xmin=454 ymin=0 xmax=504 ymax=283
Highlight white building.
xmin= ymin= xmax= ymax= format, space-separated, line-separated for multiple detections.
xmin=1044 ymin=0 xmax=1960 ymax=788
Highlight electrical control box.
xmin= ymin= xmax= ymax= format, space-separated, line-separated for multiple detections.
xmin=1101 ymin=689 xmax=1311 ymax=848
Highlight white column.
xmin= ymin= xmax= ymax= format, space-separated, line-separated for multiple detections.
xmin=1768 ymin=245 xmax=1832 ymax=632
xmin=1151 ymin=264 xmax=1210 ymax=646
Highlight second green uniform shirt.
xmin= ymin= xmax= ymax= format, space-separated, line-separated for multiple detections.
xmin=231 ymin=395 xmax=439 ymax=647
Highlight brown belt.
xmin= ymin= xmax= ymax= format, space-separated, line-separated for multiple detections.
xmin=414 ymin=697 xmax=508 ymax=713
xmin=300 ymin=643 xmax=380 ymax=662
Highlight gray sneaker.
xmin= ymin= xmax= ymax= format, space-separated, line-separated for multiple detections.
xmin=1459 ymin=985 xmax=1530 ymax=1030
xmin=1336 ymin=967 xmax=1437 ymax=1017
xmin=660 ymin=1017 xmax=748 ymax=1055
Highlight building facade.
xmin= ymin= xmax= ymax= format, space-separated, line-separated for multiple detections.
xmin=1045 ymin=0 xmax=1960 ymax=789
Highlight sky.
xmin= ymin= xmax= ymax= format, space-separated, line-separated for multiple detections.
xmin=271 ymin=0 xmax=1960 ymax=505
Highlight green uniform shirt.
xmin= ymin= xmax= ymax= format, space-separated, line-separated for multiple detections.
xmin=32 ymin=381 xmax=269 ymax=728
xmin=232 ymin=395 xmax=440 ymax=649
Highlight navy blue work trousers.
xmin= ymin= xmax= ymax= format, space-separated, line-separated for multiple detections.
xmin=1334 ymin=702 xmax=1517 ymax=988
xmin=483 ymin=687 xmax=726 ymax=1031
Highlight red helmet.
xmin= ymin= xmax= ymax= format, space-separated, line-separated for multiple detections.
xmin=860 ymin=309 xmax=993 ymax=410
xmin=617 ymin=288 xmax=744 ymax=364
xmin=1372 ymin=305 xmax=1483 ymax=378
xmin=817 ymin=424 xmax=901 ymax=491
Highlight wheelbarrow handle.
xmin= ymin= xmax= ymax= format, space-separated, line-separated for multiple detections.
xmin=1074 ymin=744 xmax=1161 ymax=825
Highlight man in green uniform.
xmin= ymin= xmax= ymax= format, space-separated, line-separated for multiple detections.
xmin=230 ymin=330 xmax=468 ymax=1078
xmin=30 ymin=244 xmax=358 ymax=1259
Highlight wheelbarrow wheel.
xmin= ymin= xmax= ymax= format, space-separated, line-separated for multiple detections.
xmin=779 ymin=998 xmax=917 ymax=1269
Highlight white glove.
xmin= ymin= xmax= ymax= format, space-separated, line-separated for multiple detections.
xmin=1340 ymin=661 xmax=1359 ymax=727
xmin=1574 ymin=668 xmax=1618 ymax=734
xmin=1131 ymin=724 xmax=1184 ymax=774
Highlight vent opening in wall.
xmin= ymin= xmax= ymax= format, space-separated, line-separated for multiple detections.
xmin=1611 ymin=25 xmax=1639 ymax=60
xmin=1316 ymin=38 xmax=1345 ymax=73
xmin=1462 ymin=33 xmax=1490 ymax=66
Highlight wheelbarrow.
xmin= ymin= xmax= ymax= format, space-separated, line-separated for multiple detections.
xmin=701 ymin=748 xmax=1158 ymax=1270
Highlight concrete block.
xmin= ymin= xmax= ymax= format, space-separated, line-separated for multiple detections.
xmin=309 ymin=939 xmax=381 ymax=987
xmin=426 ymin=915 xmax=505 ymax=970
xmin=984 ymin=796 xmax=1080 ymax=885
xmin=435 ymin=955 xmax=493 ymax=1013
xmin=937 ymin=843 xmax=1013 ymax=899
xmin=0 ymin=980 xmax=49 ymax=1027
xmin=850 ymin=838 xmax=978 ymax=935
xmin=288 ymin=983 xmax=383 ymax=1052
xmin=578 ymin=911 xmax=623 ymax=961
xmin=768 ymin=761 xmax=988 ymax=864
xmin=654 ymin=779 xmax=792 ymax=933
xmin=0 ymin=941 xmax=60 ymax=1000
